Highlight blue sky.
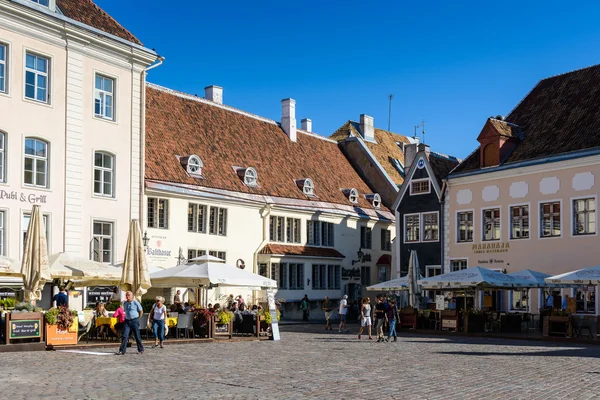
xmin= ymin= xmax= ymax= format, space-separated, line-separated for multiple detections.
xmin=97 ymin=0 xmax=600 ymax=158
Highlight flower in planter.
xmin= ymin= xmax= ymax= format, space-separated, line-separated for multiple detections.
xmin=45 ymin=305 xmax=77 ymax=331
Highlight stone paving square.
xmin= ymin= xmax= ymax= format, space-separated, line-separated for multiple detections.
xmin=1 ymin=325 xmax=599 ymax=399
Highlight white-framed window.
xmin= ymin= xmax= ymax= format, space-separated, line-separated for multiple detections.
xmin=426 ymin=266 xmax=442 ymax=300
xmin=182 ymin=155 xmax=203 ymax=177
xmin=260 ymin=263 xmax=279 ymax=283
xmin=286 ymin=218 xmax=301 ymax=244
xmin=269 ymin=216 xmax=285 ymax=242
xmin=0 ymin=132 xmax=5 ymax=183
xmin=377 ymin=265 xmax=390 ymax=283
xmin=511 ymin=289 xmax=528 ymax=311
xmin=457 ymin=211 xmax=474 ymax=243
xmin=188 ymin=249 xmax=206 ymax=261
xmin=573 ymin=198 xmax=596 ymax=236
xmin=575 ymin=286 xmax=596 ymax=314
xmin=540 ymin=201 xmax=561 ymax=237
xmin=188 ymin=203 xmax=207 ymax=233
xmin=94 ymin=74 xmax=115 ymax=120
xmin=370 ymin=193 xmax=381 ymax=208
xmin=307 ymin=221 xmax=334 ymax=246
xmin=410 ymin=179 xmax=430 ymax=195
xmin=25 ymin=52 xmax=49 ymax=103
xmin=482 ymin=208 xmax=501 ymax=241
xmin=93 ymin=151 xmax=114 ymax=197
xmin=328 ymin=265 xmax=341 ymax=290
xmin=312 ymin=264 xmax=327 ymax=290
xmin=209 ymin=206 xmax=227 ymax=236
xmin=361 ymin=266 xmax=371 ymax=286
xmin=302 ymin=179 xmax=314 ymax=196
xmin=208 ymin=250 xmax=227 ymax=261
xmin=24 ymin=138 xmax=48 ymax=187
xmin=0 ymin=210 xmax=5 ymax=256
xmin=92 ymin=220 xmax=113 ymax=263
xmin=404 ymin=214 xmax=420 ymax=243
xmin=22 ymin=212 xmax=49 ymax=254
xmin=243 ymin=167 xmax=258 ymax=187
xmin=0 ymin=43 xmax=7 ymax=93
xmin=450 ymin=259 xmax=467 ymax=272
xmin=380 ymin=229 xmax=391 ymax=251
xmin=147 ymin=197 xmax=169 ymax=229
xmin=30 ymin=0 xmax=50 ymax=6
xmin=280 ymin=263 xmax=304 ymax=290
xmin=360 ymin=226 xmax=372 ymax=249
xmin=510 ymin=205 xmax=529 ymax=239
xmin=349 ymin=188 xmax=358 ymax=203
xmin=422 ymin=212 xmax=439 ymax=242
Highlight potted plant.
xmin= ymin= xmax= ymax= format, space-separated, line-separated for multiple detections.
xmin=213 ymin=310 xmax=233 ymax=337
xmin=45 ymin=305 xmax=79 ymax=346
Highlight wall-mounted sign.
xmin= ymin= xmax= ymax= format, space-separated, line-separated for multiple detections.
xmin=10 ymin=320 xmax=41 ymax=339
xmin=146 ymin=236 xmax=172 ymax=260
xmin=0 ymin=190 xmax=48 ymax=204
xmin=472 ymin=242 xmax=510 ymax=254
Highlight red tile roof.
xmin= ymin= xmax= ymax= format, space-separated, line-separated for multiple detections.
xmin=145 ymin=84 xmax=387 ymax=211
xmin=453 ymin=65 xmax=600 ymax=174
xmin=258 ymin=244 xmax=345 ymax=259
xmin=56 ymin=0 xmax=141 ymax=45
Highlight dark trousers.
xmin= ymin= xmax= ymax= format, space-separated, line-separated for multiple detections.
xmin=119 ymin=318 xmax=144 ymax=354
xmin=302 ymin=309 xmax=309 ymax=321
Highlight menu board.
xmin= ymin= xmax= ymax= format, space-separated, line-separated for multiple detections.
xmin=435 ymin=295 xmax=445 ymax=311
xmin=10 ymin=319 xmax=41 ymax=339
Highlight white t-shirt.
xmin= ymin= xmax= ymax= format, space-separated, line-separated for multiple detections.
xmin=339 ymin=299 xmax=348 ymax=315
xmin=152 ymin=304 xmax=166 ymax=321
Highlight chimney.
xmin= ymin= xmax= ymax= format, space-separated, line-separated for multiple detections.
xmin=404 ymin=143 xmax=418 ymax=171
xmin=301 ymin=118 xmax=312 ymax=132
xmin=418 ymin=143 xmax=431 ymax=159
xmin=281 ymin=98 xmax=297 ymax=142
xmin=359 ymin=114 xmax=375 ymax=142
xmin=204 ymin=85 xmax=223 ymax=104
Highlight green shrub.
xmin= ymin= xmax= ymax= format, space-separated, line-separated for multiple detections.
xmin=105 ymin=302 xmax=120 ymax=311
xmin=141 ymin=299 xmax=156 ymax=313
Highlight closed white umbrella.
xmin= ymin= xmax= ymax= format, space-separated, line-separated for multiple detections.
xmin=407 ymin=250 xmax=423 ymax=307
xmin=20 ymin=205 xmax=51 ymax=302
xmin=120 ymin=220 xmax=151 ymax=299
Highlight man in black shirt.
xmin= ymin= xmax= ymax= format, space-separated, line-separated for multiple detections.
xmin=374 ymin=296 xmax=387 ymax=342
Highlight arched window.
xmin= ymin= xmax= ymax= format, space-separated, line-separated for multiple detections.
xmin=483 ymin=142 xmax=499 ymax=167
xmin=349 ymin=188 xmax=358 ymax=203
xmin=372 ymin=193 xmax=381 ymax=208
xmin=0 ymin=132 xmax=5 ymax=183
xmin=181 ymin=154 xmax=203 ymax=177
xmin=303 ymin=178 xmax=314 ymax=196
xmin=24 ymin=137 xmax=48 ymax=187
xmin=244 ymin=167 xmax=258 ymax=187
xmin=94 ymin=151 xmax=115 ymax=197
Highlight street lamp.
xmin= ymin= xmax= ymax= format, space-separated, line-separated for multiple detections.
xmin=142 ymin=231 xmax=150 ymax=247
xmin=352 ymin=248 xmax=365 ymax=265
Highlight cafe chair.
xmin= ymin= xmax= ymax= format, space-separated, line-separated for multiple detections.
xmin=176 ymin=314 xmax=192 ymax=339
xmin=139 ymin=314 xmax=150 ymax=340
xmin=572 ymin=315 xmax=593 ymax=339
xmin=78 ymin=317 xmax=93 ymax=343
xmin=169 ymin=312 xmax=179 ymax=318
xmin=429 ymin=312 xmax=441 ymax=331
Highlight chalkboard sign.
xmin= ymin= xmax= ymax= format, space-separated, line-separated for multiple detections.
xmin=10 ymin=320 xmax=41 ymax=339
xmin=87 ymin=286 xmax=117 ymax=308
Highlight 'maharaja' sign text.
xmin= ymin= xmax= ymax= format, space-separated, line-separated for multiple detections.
xmin=472 ymin=242 xmax=510 ymax=254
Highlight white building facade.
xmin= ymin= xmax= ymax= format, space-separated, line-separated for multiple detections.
xmin=0 ymin=0 xmax=159 ymax=306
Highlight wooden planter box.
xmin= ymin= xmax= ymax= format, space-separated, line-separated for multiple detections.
xmin=546 ymin=316 xmax=571 ymax=337
xmin=464 ymin=313 xmax=486 ymax=333
xmin=46 ymin=317 xmax=78 ymax=346
xmin=441 ymin=310 xmax=458 ymax=331
xmin=212 ymin=317 xmax=232 ymax=339
xmin=5 ymin=312 xmax=44 ymax=344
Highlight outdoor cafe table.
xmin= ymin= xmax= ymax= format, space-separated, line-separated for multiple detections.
xmin=96 ymin=317 xmax=118 ymax=330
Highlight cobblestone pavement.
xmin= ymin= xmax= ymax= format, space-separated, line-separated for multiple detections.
xmin=1 ymin=324 xmax=600 ymax=399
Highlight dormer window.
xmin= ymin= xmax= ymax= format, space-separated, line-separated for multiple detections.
xmin=180 ymin=155 xmax=203 ymax=178
xmin=366 ymin=193 xmax=382 ymax=208
xmin=235 ymin=167 xmax=258 ymax=187
xmin=31 ymin=0 xmax=50 ymax=6
xmin=343 ymin=188 xmax=359 ymax=203
xmin=296 ymin=178 xmax=315 ymax=196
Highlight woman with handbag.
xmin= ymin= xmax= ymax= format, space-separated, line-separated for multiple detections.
xmin=150 ymin=296 xmax=167 ymax=349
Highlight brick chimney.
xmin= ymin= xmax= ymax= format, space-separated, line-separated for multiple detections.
xmin=359 ymin=114 xmax=375 ymax=142
xmin=281 ymin=98 xmax=297 ymax=142
xmin=204 ymin=85 xmax=223 ymax=104
xmin=301 ymin=118 xmax=312 ymax=132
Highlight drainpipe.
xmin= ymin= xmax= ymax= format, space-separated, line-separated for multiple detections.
xmin=138 ymin=56 xmax=164 ymax=227
xmin=252 ymin=203 xmax=272 ymax=304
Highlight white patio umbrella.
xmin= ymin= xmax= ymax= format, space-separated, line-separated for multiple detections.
xmin=507 ymin=269 xmax=552 ymax=288
xmin=49 ymin=252 xmax=123 ymax=284
xmin=367 ymin=276 xmax=409 ymax=291
xmin=418 ymin=266 xmax=527 ymax=289
xmin=545 ymin=265 xmax=600 ymax=285
xmin=0 ymin=256 xmax=22 ymax=276
xmin=20 ymin=205 xmax=51 ymax=302
xmin=120 ymin=220 xmax=151 ymax=299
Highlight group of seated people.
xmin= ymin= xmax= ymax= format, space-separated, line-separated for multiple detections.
xmin=94 ymin=301 xmax=124 ymax=338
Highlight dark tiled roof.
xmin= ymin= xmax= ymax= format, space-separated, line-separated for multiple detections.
xmin=258 ymin=244 xmax=345 ymax=259
xmin=429 ymin=153 xmax=460 ymax=187
xmin=453 ymin=64 xmax=600 ymax=174
xmin=488 ymin=118 xmax=522 ymax=139
xmin=57 ymin=0 xmax=141 ymax=45
xmin=145 ymin=84 xmax=386 ymax=211
xmin=330 ymin=121 xmax=411 ymax=185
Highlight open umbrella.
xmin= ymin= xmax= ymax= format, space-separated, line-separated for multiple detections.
xmin=120 ymin=220 xmax=151 ymax=299
xmin=49 ymin=252 xmax=123 ymax=285
xmin=20 ymin=205 xmax=51 ymax=302
xmin=366 ymin=276 xmax=409 ymax=291
xmin=0 ymin=256 xmax=22 ymax=276
xmin=418 ymin=266 xmax=526 ymax=289
xmin=546 ymin=265 xmax=600 ymax=285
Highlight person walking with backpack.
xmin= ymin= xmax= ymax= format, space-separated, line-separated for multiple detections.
xmin=387 ymin=298 xmax=399 ymax=342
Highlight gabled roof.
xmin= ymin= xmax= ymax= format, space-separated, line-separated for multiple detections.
xmin=145 ymin=84 xmax=387 ymax=212
xmin=484 ymin=118 xmax=522 ymax=140
xmin=258 ymin=244 xmax=345 ymax=259
xmin=56 ymin=0 xmax=142 ymax=45
xmin=429 ymin=152 xmax=460 ymax=187
xmin=330 ymin=121 xmax=412 ymax=185
xmin=453 ymin=64 xmax=600 ymax=175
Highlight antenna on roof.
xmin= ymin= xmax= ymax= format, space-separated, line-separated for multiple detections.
xmin=421 ymin=120 xmax=425 ymax=144
xmin=387 ymin=94 xmax=394 ymax=132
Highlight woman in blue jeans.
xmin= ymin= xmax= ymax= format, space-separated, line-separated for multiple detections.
xmin=151 ymin=296 xmax=167 ymax=349
xmin=387 ymin=298 xmax=400 ymax=342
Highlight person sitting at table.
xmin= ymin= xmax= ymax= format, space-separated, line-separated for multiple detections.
xmin=176 ymin=303 xmax=186 ymax=314
xmin=562 ymin=294 xmax=570 ymax=311
xmin=150 ymin=296 xmax=167 ymax=349
xmin=213 ymin=303 xmax=221 ymax=312
xmin=111 ymin=303 xmax=125 ymax=337
xmin=170 ymin=303 xmax=178 ymax=313
xmin=448 ymin=298 xmax=457 ymax=310
xmin=183 ymin=302 xmax=191 ymax=312
xmin=94 ymin=302 xmax=109 ymax=335
xmin=208 ymin=303 xmax=213 ymax=312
